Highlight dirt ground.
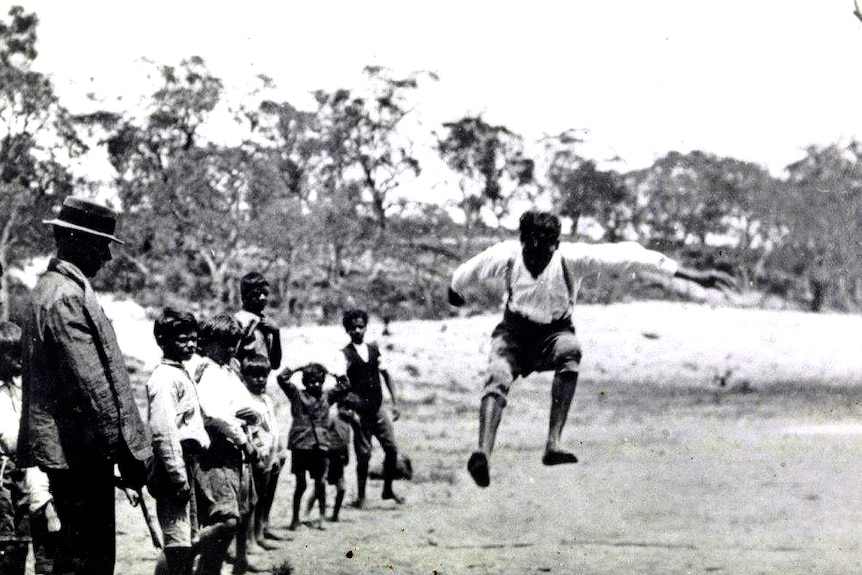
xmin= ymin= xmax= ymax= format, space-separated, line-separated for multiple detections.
xmin=98 ymin=301 xmax=862 ymax=575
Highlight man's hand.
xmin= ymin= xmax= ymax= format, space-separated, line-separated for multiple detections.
xmin=117 ymin=455 xmax=150 ymax=491
xmin=676 ymin=268 xmax=737 ymax=293
xmin=448 ymin=286 xmax=465 ymax=307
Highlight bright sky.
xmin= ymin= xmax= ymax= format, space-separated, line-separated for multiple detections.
xmin=7 ymin=1 xmax=862 ymax=179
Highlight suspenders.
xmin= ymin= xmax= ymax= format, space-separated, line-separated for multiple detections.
xmin=505 ymin=255 xmax=575 ymax=319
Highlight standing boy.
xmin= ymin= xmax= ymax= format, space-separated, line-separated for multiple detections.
xmin=238 ymin=354 xmax=281 ymax=553
xmin=448 ymin=210 xmax=735 ymax=487
xmin=235 ymin=272 xmax=282 ymax=371
xmin=276 ymin=364 xmax=349 ymax=530
xmin=340 ymin=309 xmax=404 ymax=508
xmin=146 ymin=308 xmax=210 ymax=575
xmin=18 ymin=197 xmax=152 ymax=575
xmin=192 ymin=314 xmax=263 ymax=575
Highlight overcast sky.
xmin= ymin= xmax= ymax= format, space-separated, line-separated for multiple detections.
xmin=7 ymin=1 xmax=862 ymax=178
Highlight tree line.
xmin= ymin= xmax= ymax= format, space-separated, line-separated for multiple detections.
xmin=2 ymin=6 xmax=861 ymax=323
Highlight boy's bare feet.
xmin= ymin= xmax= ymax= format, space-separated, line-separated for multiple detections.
xmin=541 ymin=449 xmax=578 ymax=466
xmin=263 ymin=529 xmax=288 ymax=541
xmin=348 ymin=498 xmax=366 ymax=509
xmin=467 ymin=451 xmax=490 ymax=487
xmin=381 ymin=490 xmax=405 ymax=504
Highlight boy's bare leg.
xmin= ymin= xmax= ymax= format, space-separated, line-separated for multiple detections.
xmin=314 ymin=479 xmax=327 ymax=530
xmin=303 ymin=491 xmax=317 ymax=518
xmin=289 ymin=476 xmax=306 ymax=530
xmin=468 ymin=394 xmax=504 ymax=487
xmin=350 ymin=461 xmax=368 ymax=508
xmin=543 ymin=371 xmax=579 ymax=465
xmin=331 ymin=486 xmax=345 ymax=522
xmin=194 ymin=519 xmax=237 ymax=575
xmin=380 ymin=450 xmax=404 ymax=504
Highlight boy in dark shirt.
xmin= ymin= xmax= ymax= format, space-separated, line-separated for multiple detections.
xmin=340 ymin=309 xmax=404 ymax=508
xmin=276 ymin=364 xmax=350 ymax=530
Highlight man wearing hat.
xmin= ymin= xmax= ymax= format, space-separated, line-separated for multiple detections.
xmin=17 ymin=197 xmax=153 ymax=575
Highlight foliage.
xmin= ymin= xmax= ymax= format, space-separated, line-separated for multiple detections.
xmin=0 ymin=6 xmax=83 ymax=319
xmin=436 ymin=115 xmax=535 ymax=239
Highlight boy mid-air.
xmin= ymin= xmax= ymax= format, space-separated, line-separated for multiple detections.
xmin=448 ymin=210 xmax=735 ymax=487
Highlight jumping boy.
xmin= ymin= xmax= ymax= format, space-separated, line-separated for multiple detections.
xmin=448 ymin=210 xmax=735 ymax=487
xmin=276 ymin=363 xmax=349 ymax=530
xmin=146 ymin=308 xmax=210 ymax=575
xmin=238 ymin=354 xmax=281 ymax=553
xmin=340 ymin=309 xmax=404 ymax=507
xmin=192 ymin=314 xmax=263 ymax=575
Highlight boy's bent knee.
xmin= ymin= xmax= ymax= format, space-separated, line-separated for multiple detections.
xmin=481 ymin=390 xmax=507 ymax=409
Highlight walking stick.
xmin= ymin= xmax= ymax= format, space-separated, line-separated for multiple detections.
xmin=123 ymin=486 xmax=163 ymax=549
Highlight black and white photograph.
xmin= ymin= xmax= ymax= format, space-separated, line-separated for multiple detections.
xmin=1 ymin=2 xmax=862 ymax=574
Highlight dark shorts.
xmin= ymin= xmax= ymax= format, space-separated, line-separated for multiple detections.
xmin=195 ymin=442 xmax=247 ymax=524
xmin=326 ymin=452 xmax=348 ymax=486
xmin=291 ymin=449 xmax=326 ymax=480
xmin=484 ymin=309 xmax=582 ymax=405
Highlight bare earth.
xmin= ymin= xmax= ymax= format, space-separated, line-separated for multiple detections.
xmin=103 ymin=301 xmax=862 ymax=575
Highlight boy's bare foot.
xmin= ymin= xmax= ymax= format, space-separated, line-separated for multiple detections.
xmin=348 ymin=498 xmax=366 ymax=509
xmin=263 ymin=529 xmax=288 ymax=541
xmin=288 ymin=519 xmax=302 ymax=531
xmin=232 ymin=557 xmax=267 ymax=574
xmin=314 ymin=519 xmax=326 ymax=531
xmin=542 ymin=449 xmax=578 ymax=466
xmin=256 ymin=537 xmax=280 ymax=550
xmin=467 ymin=451 xmax=490 ymax=487
xmin=381 ymin=490 xmax=405 ymax=504
xmin=329 ymin=515 xmax=340 ymax=522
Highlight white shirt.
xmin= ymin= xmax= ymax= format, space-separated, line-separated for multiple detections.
xmin=450 ymin=240 xmax=679 ymax=324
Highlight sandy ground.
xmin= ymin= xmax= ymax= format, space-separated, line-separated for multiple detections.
xmin=95 ymin=301 xmax=862 ymax=574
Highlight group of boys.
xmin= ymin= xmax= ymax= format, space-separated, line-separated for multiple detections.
xmin=143 ymin=273 xmax=405 ymax=575
xmin=4 ymin=198 xmax=406 ymax=575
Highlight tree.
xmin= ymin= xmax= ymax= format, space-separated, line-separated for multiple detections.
xmin=625 ymin=151 xmax=750 ymax=248
xmin=544 ymin=131 xmax=631 ymax=240
xmin=436 ymin=115 xmax=534 ymax=243
xmin=101 ymin=56 xmax=257 ymax=303
xmin=312 ymin=67 xmax=430 ymax=232
xmin=778 ymin=144 xmax=862 ymax=310
xmin=0 ymin=6 xmax=84 ymax=319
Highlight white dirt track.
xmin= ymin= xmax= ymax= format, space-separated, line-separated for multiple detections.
xmin=99 ymin=301 xmax=862 ymax=575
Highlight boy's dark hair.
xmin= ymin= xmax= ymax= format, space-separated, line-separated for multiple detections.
xmin=153 ymin=307 xmax=198 ymax=342
xmin=301 ymin=363 xmax=327 ymax=385
xmin=240 ymin=272 xmax=269 ymax=298
xmin=199 ymin=313 xmax=243 ymax=348
xmin=241 ymin=353 xmax=271 ymax=377
xmin=341 ymin=308 xmax=368 ymax=329
xmin=0 ymin=321 xmax=22 ymax=356
xmin=519 ymin=210 xmax=562 ymax=243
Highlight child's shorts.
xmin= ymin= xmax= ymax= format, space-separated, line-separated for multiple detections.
xmin=326 ymin=452 xmax=349 ymax=486
xmin=291 ymin=449 xmax=326 ymax=480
